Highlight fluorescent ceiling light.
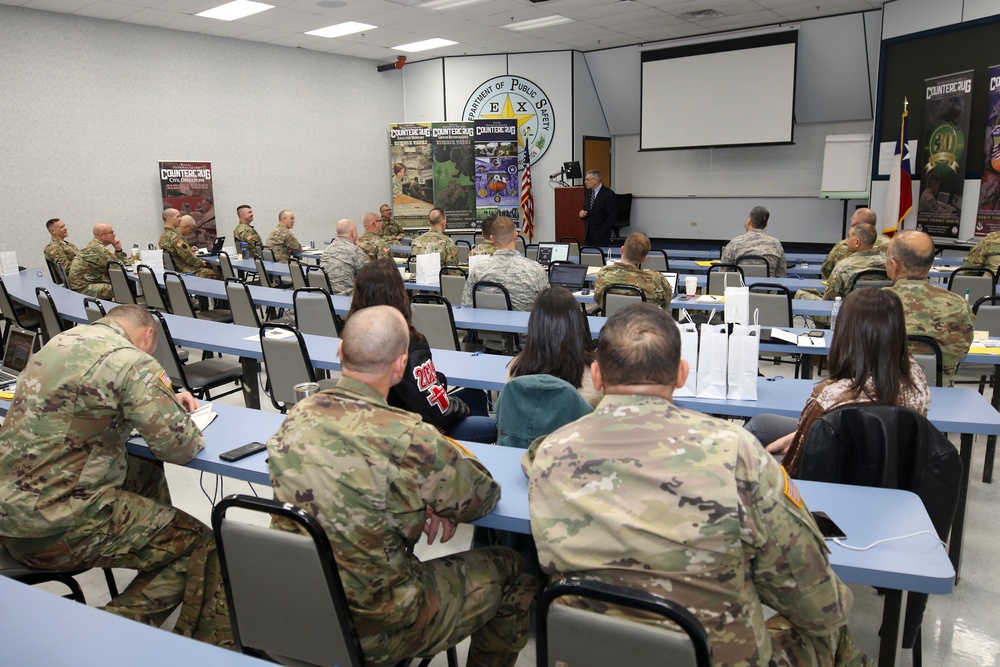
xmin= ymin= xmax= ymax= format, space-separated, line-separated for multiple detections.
xmin=504 ymin=15 xmax=574 ymax=31
xmin=197 ymin=1 xmax=273 ymax=21
xmin=393 ymin=38 xmax=458 ymax=52
xmin=421 ymin=0 xmax=491 ymax=9
xmin=306 ymin=21 xmax=376 ymax=38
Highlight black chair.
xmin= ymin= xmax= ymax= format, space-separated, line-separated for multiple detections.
xmin=579 ymin=246 xmax=607 ymax=268
xmin=305 ymin=265 xmax=333 ymax=293
xmin=537 ymin=577 xmax=712 ymax=667
xmin=970 ymin=296 xmax=1000 ymax=482
xmin=598 ymin=283 xmax=645 ymax=317
xmin=35 ymin=287 xmax=70 ymax=344
xmin=107 ymin=260 xmax=137 ymax=305
xmin=848 ymin=268 xmax=893 ymax=292
xmin=0 ymin=277 xmax=40 ymax=346
xmin=640 ymin=249 xmax=670 ymax=272
xmin=798 ymin=405 xmax=963 ymax=662
xmin=472 ymin=281 xmax=518 ymax=354
xmin=163 ymin=272 xmax=233 ymax=324
xmin=45 ymin=258 xmax=68 ymax=287
xmin=212 ymin=494 xmax=457 ymax=667
xmin=907 ymin=334 xmax=944 ymax=388
xmin=439 ymin=266 xmax=467 ymax=308
xmin=706 ymin=264 xmax=745 ymax=295
xmin=83 ymin=297 xmax=107 ymax=324
xmin=410 ymin=294 xmax=461 ymax=351
xmin=288 ymin=257 xmax=309 ymax=291
xmin=147 ymin=309 xmax=242 ymax=401
xmin=136 ymin=265 xmax=169 ymax=312
xmin=735 ymin=254 xmax=770 ymax=278
xmin=948 ymin=266 xmax=996 ymax=305
xmin=217 ymin=251 xmax=238 ymax=281
xmin=611 ymin=192 xmax=633 ymax=242
xmin=259 ymin=323 xmax=335 ymax=413
xmin=749 ymin=283 xmax=799 ymax=376
xmin=294 ymin=288 xmax=341 ymax=338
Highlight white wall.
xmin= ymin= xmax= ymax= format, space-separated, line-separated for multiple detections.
xmin=0 ymin=5 xmax=402 ymax=267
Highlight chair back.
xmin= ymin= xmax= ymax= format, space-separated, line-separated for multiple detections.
xmin=580 ymin=246 xmax=606 ymax=268
xmin=559 ymin=237 xmax=581 ymax=261
xmin=706 ymin=264 xmax=745 ymax=295
xmin=410 ymin=294 xmax=461 ymax=351
xmin=641 ymin=250 xmax=669 ymax=272
xmin=948 ymin=267 xmax=996 ymax=305
xmin=748 ymin=283 xmax=792 ymax=327
xmin=253 ymin=257 xmax=273 ymax=289
xmin=163 ymin=271 xmax=197 ymax=318
xmin=908 ymin=334 xmax=944 ymax=387
xmin=261 ymin=247 xmax=277 ymax=263
xmin=260 ymin=323 xmax=318 ymax=412
xmin=848 ymin=268 xmax=893 ymax=291
xmin=406 ymin=255 xmax=418 ymax=274
xmin=225 ymin=279 xmax=261 ymax=328
xmin=525 ymin=244 xmax=539 ymax=262
xmin=439 ymin=267 xmax=467 ymax=306
xmin=294 ymin=288 xmax=340 ymax=337
xmin=288 ymin=258 xmax=308 ymax=291
xmin=83 ymin=297 xmax=106 ymax=324
xmin=212 ymin=495 xmax=365 ymax=667
xmin=107 ymin=261 xmax=137 ymax=305
xmin=456 ymin=243 xmax=471 ymax=265
xmin=147 ymin=243 xmax=157 ymax=250
xmin=35 ymin=287 xmax=66 ymax=344
xmin=736 ymin=254 xmax=770 ymax=277
xmin=136 ymin=265 xmax=169 ymax=311
xmin=600 ymin=284 xmax=645 ymax=317
xmin=161 ymin=251 xmax=177 ymax=273
xmin=537 ymin=578 xmax=712 ymax=667
xmin=515 ymin=235 xmax=527 ymax=256
xmin=472 ymin=281 xmax=513 ymax=311
xmin=146 ymin=309 xmax=191 ymax=390
xmin=45 ymin=258 xmax=68 ymax=286
xmin=305 ymin=265 xmax=333 ymax=293
xmin=973 ymin=295 xmax=1000 ymax=336
xmin=218 ymin=251 xmax=237 ymax=281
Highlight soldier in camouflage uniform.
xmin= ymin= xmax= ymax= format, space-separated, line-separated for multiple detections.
xmin=68 ymin=223 xmax=133 ymax=299
xmin=0 ymin=306 xmax=231 ymax=646
xmin=820 ymin=208 xmax=889 ymax=279
xmin=720 ymin=205 xmax=787 ymax=277
xmin=410 ymin=207 xmax=459 ymax=267
xmin=266 ymin=209 xmax=303 ymax=263
xmin=962 ymin=230 xmax=1000 ymax=272
xmin=358 ymin=212 xmax=393 ymax=262
xmin=525 ymin=303 xmax=873 ymax=667
xmin=320 ymin=218 xmax=370 ymax=295
xmin=43 ymin=218 xmax=79 ymax=273
xmin=233 ymin=204 xmax=262 ymax=258
xmin=379 ymin=204 xmax=405 ymax=243
xmin=461 ymin=217 xmax=549 ymax=312
xmin=268 ymin=306 xmax=538 ymax=667
xmin=594 ymin=232 xmax=672 ymax=310
xmin=470 ymin=216 xmax=498 ymax=257
xmin=159 ymin=209 xmax=221 ymax=279
xmin=796 ymin=223 xmax=886 ymax=303
xmin=885 ymin=230 xmax=974 ymax=386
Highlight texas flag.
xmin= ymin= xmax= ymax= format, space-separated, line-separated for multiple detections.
xmin=883 ymin=100 xmax=912 ymax=237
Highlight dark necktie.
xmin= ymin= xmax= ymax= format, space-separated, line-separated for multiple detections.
xmin=589 ymin=189 xmax=596 ymax=209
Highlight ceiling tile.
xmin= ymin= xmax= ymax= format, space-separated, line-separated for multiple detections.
xmin=72 ymin=2 xmax=144 ymax=20
xmin=117 ymin=7 xmax=186 ymax=25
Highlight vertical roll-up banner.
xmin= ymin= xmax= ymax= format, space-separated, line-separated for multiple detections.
xmin=916 ymin=70 xmax=974 ymax=238
xmin=389 ymin=123 xmax=433 ymax=228
xmin=974 ymin=66 xmax=1000 ymax=236
xmin=473 ymin=119 xmax=520 ymax=227
xmin=159 ymin=161 xmax=215 ymax=246
xmin=431 ymin=123 xmax=476 ymax=228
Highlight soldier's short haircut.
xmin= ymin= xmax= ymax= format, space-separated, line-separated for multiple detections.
xmin=428 ymin=207 xmax=446 ymax=227
xmin=491 ymin=216 xmax=516 ymax=245
xmin=278 ymin=209 xmax=292 ymax=222
xmin=337 ymin=218 xmax=357 ymax=236
xmin=853 ymin=207 xmax=877 ymax=226
xmin=45 ymin=218 xmax=61 ymax=231
xmin=596 ymin=303 xmax=679 ymax=388
xmin=850 ymin=223 xmax=876 ymax=247
xmin=341 ymin=305 xmax=408 ymax=374
xmin=888 ymin=230 xmax=934 ymax=275
xmin=622 ymin=232 xmax=651 ymax=264
xmin=104 ymin=305 xmax=158 ymax=347
xmin=480 ymin=216 xmax=497 ymax=239
xmin=162 ymin=208 xmax=178 ymax=223
xmin=237 ymin=204 xmax=252 ymax=215
xmin=748 ymin=206 xmax=770 ymax=229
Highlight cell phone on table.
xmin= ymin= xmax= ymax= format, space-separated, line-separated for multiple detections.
xmin=807 ymin=330 xmax=825 ymax=338
xmin=220 ymin=441 xmax=267 ymax=462
xmin=811 ymin=511 xmax=847 ymax=540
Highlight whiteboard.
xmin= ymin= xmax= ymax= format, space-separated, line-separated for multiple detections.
xmin=820 ymin=133 xmax=871 ymax=198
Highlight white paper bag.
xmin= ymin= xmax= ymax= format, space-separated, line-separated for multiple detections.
xmin=724 ymin=283 xmax=750 ymax=325
xmin=674 ymin=322 xmax=699 ymax=398
xmin=696 ymin=323 xmax=729 ymax=399
xmin=467 ymin=254 xmax=489 ymax=271
xmin=0 ymin=250 xmax=19 ymax=275
xmin=415 ymin=252 xmax=441 ymax=284
xmin=139 ymin=249 xmax=164 ymax=272
xmin=727 ymin=310 xmax=760 ymax=400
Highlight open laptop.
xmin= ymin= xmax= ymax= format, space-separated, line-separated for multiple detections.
xmin=548 ymin=263 xmax=589 ymax=291
xmin=536 ymin=242 xmax=570 ymax=265
xmin=0 ymin=326 xmax=38 ymax=388
xmin=200 ymin=236 xmax=226 ymax=255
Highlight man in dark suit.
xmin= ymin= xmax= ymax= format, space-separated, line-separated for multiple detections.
xmin=579 ymin=169 xmax=616 ymax=247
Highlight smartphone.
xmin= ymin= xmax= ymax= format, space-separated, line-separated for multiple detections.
xmin=811 ymin=511 xmax=847 ymax=540
xmin=220 ymin=441 xmax=267 ymax=462
xmin=807 ymin=330 xmax=825 ymax=338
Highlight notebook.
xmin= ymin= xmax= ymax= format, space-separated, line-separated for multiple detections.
xmin=548 ymin=263 xmax=589 ymax=290
xmin=0 ymin=326 xmax=37 ymax=387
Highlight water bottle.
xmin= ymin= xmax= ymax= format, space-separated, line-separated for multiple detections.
xmin=239 ymin=241 xmax=248 ymax=260
xmin=830 ymin=296 xmax=842 ymax=333
xmin=966 ymin=289 xmax=971 ymax=303
xmin=131 ymin=244 xmax=140 ymax=263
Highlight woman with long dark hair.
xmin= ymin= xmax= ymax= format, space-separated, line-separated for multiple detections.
xmin=745 ymin=288 xmax=930 ymax=476
xmin=348 ymin=259 xmax=497 ymax=443
xmin=508 ymin=286 xmax=600 ymax=406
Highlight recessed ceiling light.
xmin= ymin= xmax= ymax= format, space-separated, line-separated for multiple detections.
xmin=393 ymin=37 xmax=458 ymax=52
xmin=503 ymin=15 xmax=574 ymax=31
xmin=197 ymin=1 xmax=274 ymax=21
xmin=316 ymin=0 xmax=347 ymax=8
xmin=421 ymin=0 xmax=491 ymax=9
xmin=306 ymin=21 xmax=376 ymax=38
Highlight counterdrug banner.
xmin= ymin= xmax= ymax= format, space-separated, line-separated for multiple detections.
xmin=974 ymin=65 xmax=1000 ymax=236
xmin=159 ymin=161 xmax=215 ymax=246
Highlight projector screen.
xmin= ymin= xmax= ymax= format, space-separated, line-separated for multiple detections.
xmin=640 ymin=30 xmax=798 ymax=151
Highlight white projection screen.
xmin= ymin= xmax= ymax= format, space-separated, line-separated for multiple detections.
xmin=640 ymin=30 xmax=798 ymax=150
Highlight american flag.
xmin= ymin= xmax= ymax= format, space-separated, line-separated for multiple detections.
xmin=520 ymin=141 xmax=535 ymax=241
xmin=882 ymin=99 xmax=912 ymax=236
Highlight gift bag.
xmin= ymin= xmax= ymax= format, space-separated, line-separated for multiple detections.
xmin=674 ymin=321 xmax=699 ymax=398
xmin=696 ymin=323 xmax=728 ymax=399
xmin=0 ymin=249 xmax=19 ymax=276
xmin=727 ymin=310 xmax=760 ymax=400
xmin=468 ymin=254 xmax=489 ymax=271
xmin=415 ymin=252 xmax=441 ymax=284
xmin=724 ymin=283 xmax=749 ymax=325
xmin=139 ymin=249 xmax=164 ymax=272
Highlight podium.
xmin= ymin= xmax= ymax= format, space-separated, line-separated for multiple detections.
xmin=554 ymin=186 xmax=585 ymax=243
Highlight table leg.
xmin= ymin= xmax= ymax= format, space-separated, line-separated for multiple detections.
xmin=878 ymin=589 xmax=907 ymax=667
xmin=240 ymin=356 xmax=260 ymax=410
xmin=985 ymin=382 xmax=999 ymax=484
xmin=949 ymin=433 xmax=974 ymax=583
xmin=800 ymin=353 xmax=813 ymax=380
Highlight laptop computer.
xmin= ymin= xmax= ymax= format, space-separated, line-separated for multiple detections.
xmin=548 ymin=263 xmax=590 ymax=291
xmin=0 ymin=326 xmax=38 ymax=387
xmin=536 ymin=242 xmax=570 ymax=265
xmin=207 ymin=236 xmax=226 ymax=255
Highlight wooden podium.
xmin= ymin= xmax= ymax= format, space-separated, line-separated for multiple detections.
xmin=554 ymin=186 xmax=585 ymax=243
